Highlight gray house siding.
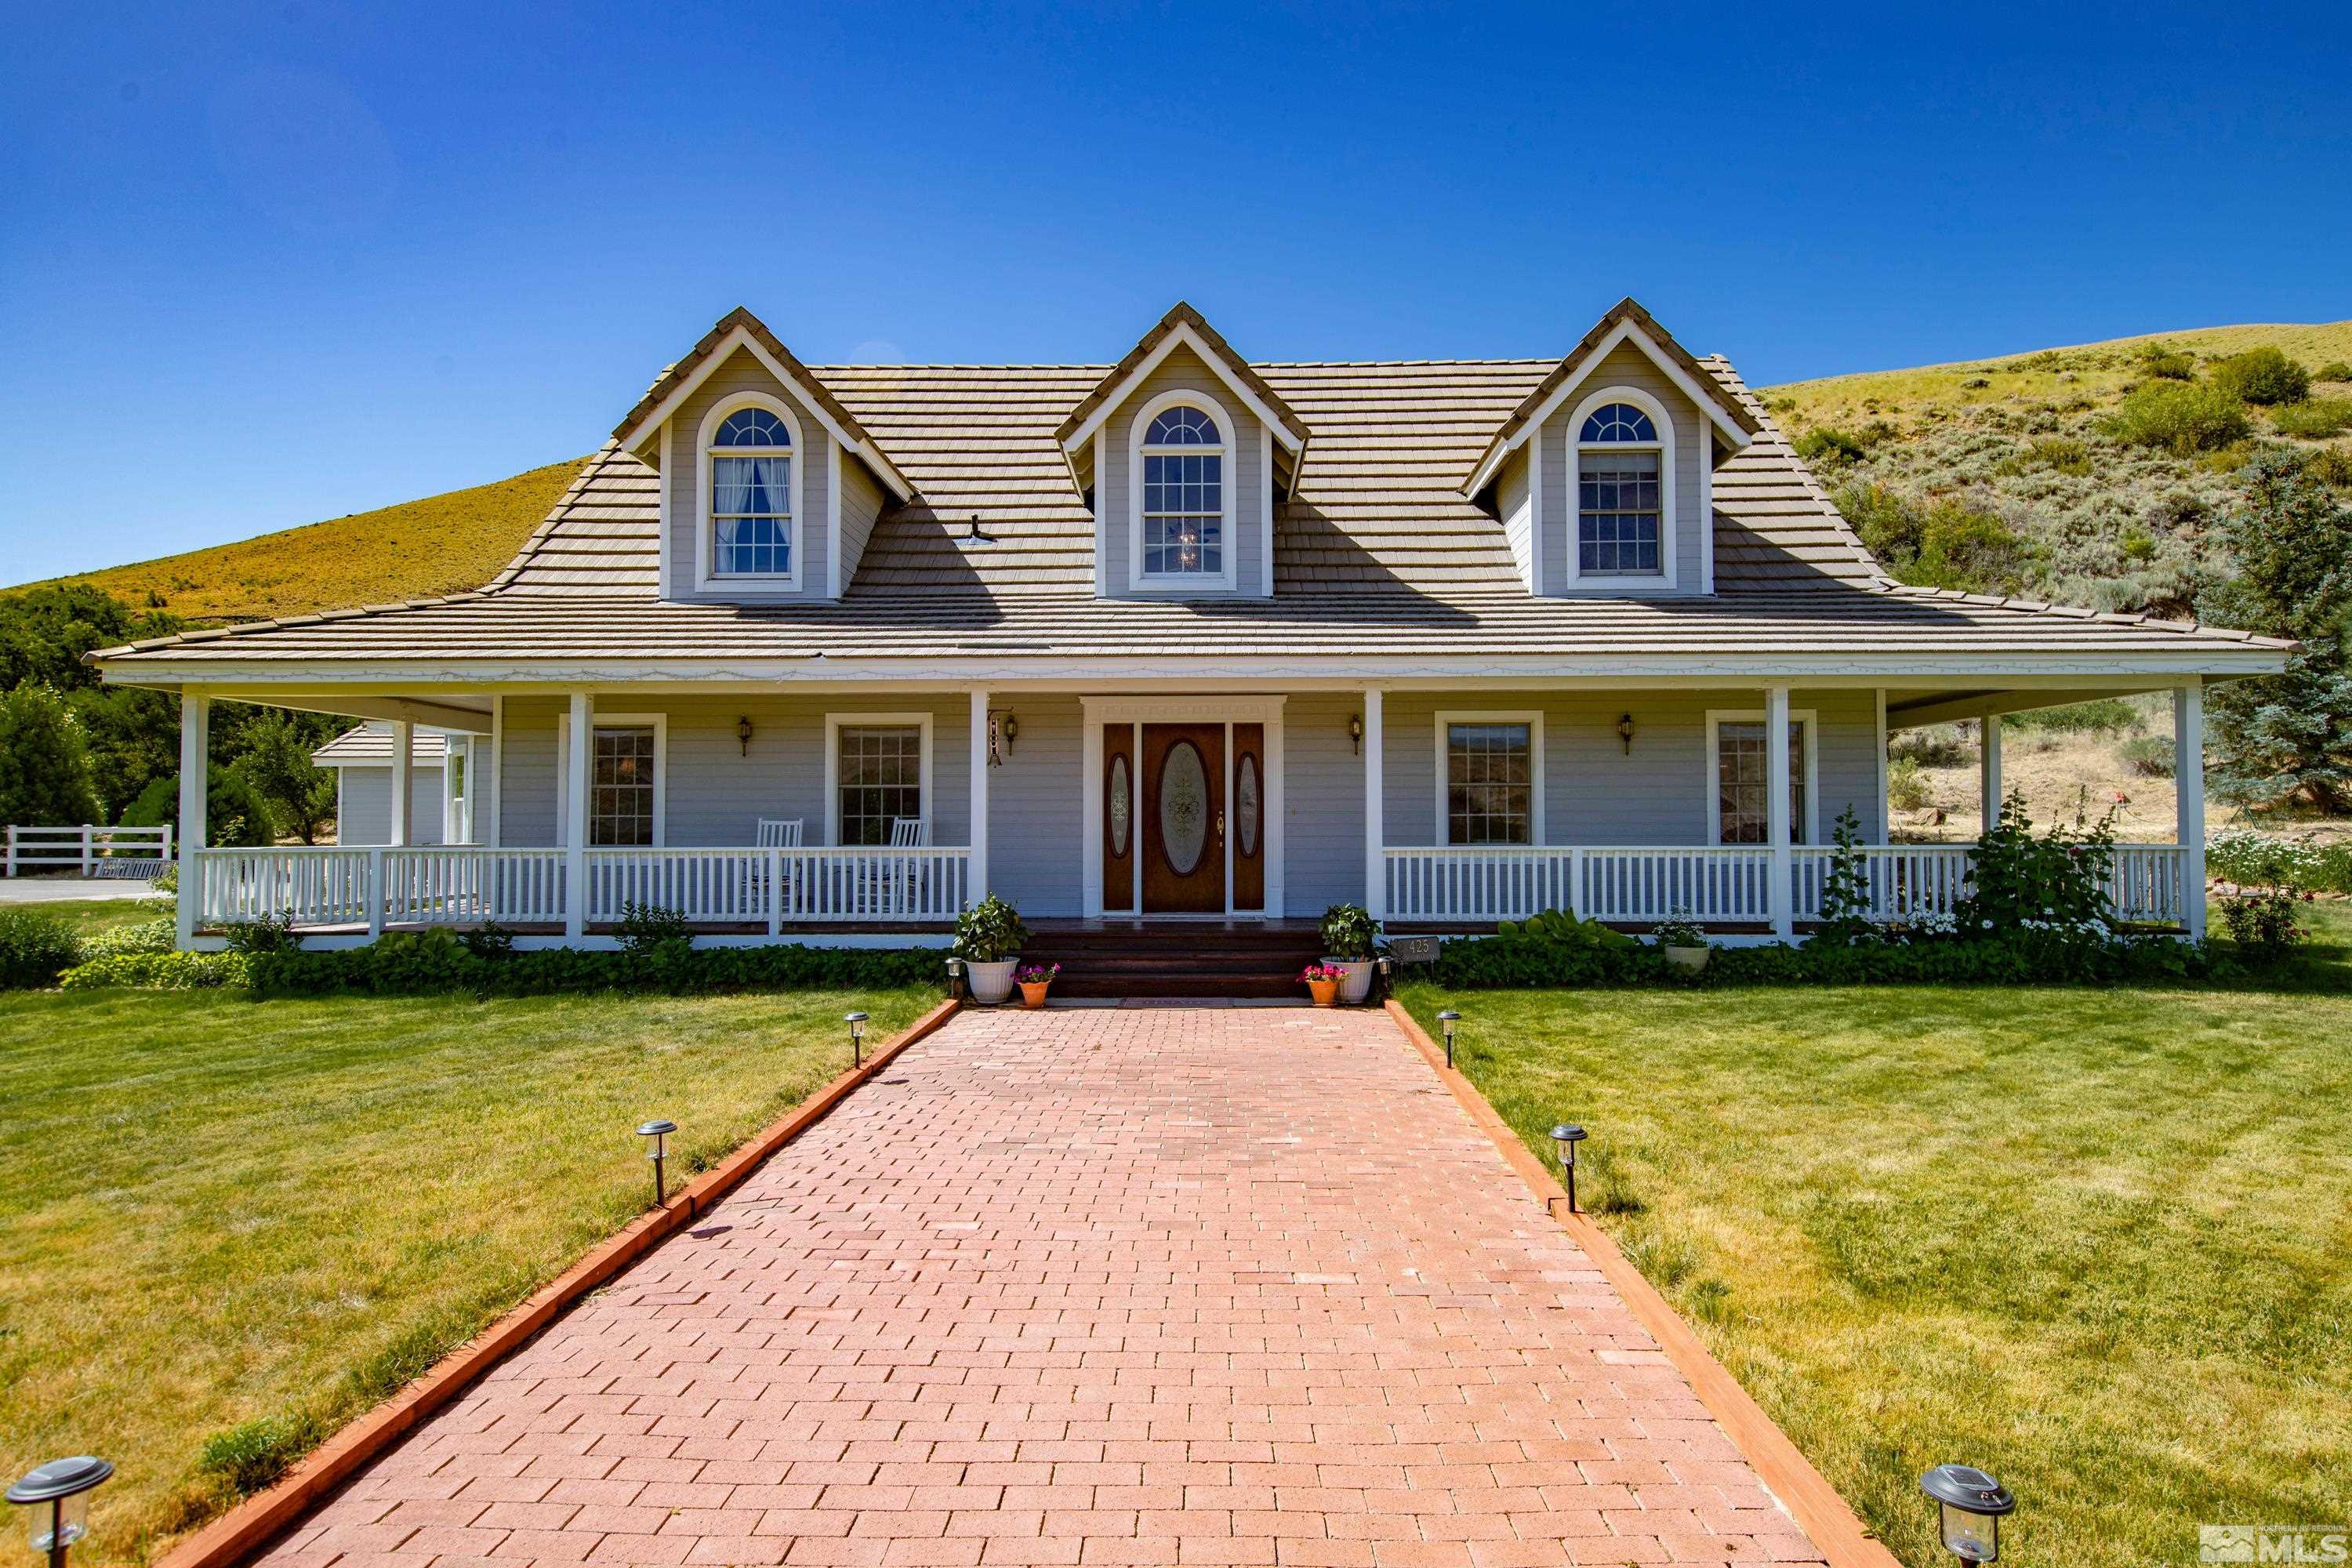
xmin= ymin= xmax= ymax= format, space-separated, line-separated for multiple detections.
xmin=1537 ymin=343 xmax=1708 ymax=596
xmin=982 ymin=693 xmax=1083 ymax=914
xmin=334 ymin=764 xmax=446 ymax=845
xmin=837 ymin=452 xmax=887 ymax=592
xmin=1283 ymin=691 xmax=1368 ymax=913
xmin=1495 ymin=448 xmax=1534 ymax=590
xmin=661 ymin=348 xmax=834 ymax=603
xmin=1098 ymin=345 xmax=1266 ymax=598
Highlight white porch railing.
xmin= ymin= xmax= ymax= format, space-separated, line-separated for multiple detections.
xmin=1385 ymin=843 xmax=2191 ymax=927
xmin=191 ymin=844 xmax=971 ymax=931
xmin=5 ymin=824 xmax=172 ymax=875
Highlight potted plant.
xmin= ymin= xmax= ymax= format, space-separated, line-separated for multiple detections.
xmin=954 ymin=894 xmax=1029 ymax=1004
xmin=1301 ymin=963 xmax=1344 ymax=1007
xmin=1016 ymin=961 xmax=1059 ymax=1009
xmin=1653 ymin=910 xmax=1710 ymax=971
xmin=1319 ymin=903 xmax=1379 ymax=1004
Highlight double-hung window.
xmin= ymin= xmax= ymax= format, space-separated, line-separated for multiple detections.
xmin=1713 ymin=718 xmax=1809 ymax=844
xmin=707 ymin=405 xmax=793 ymax=579
xmin=1577 ymin=401 xmax=1664 ymax=579
xmin=1443 ymin=717 xmax=1538 ymax=845
xmin=836 ymin=725 xmax=923 ymax=846
xmin=1138 ymin=404 xmax=1224 ymax=579
xmin=590 ymin=727 xmax=658 ymax=845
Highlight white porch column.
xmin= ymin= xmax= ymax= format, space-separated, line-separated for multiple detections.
xmin=1766 ymin=684 xmax=1792 ymax=940
xmin=389 ymin=720 xmax=414 ymax=847
xmin=176 ymin=691 xmax=210 ymax=949
xmin=969 ymin=688 xmax=990 ymax=906
xmin=2176 ymin=683 xmax=2207 ymax=939
xmin=1363 ymin=688 xmax=1385 ymax=920
xmin=1978 ymin=716 xmax=2004 ymax=834
xmin=564 ymin=693 xmax=591 ymax=938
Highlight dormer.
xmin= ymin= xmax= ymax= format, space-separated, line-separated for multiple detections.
xmin=1464 ymin=297 xmax=1759 ymax=597
xmin=1054 ymin=303 xmax=1311 ymax=600
xmin=612 ymin=307 xmax=911 ymax=603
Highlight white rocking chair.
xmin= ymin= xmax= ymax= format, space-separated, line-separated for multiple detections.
xmin=756 ymin=818 xmax=804 ymax=847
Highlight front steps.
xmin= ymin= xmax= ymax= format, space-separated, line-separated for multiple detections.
xmin=1021 ymin=921 xmax=1327 ymax=999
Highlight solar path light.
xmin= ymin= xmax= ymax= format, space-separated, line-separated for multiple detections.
xmin=8 ymin=1455 xmax=111 ymax=1568
xmin=946 ymin=956 xmax=964 ymax=1000
xmin=1549 ymin=1123 xmax=1587 ymax=1214
xmin=636 ymin=1119 xmax=677 ymax=1206
xmin=846 ymin=1011 xmax=868 ymax=1068
xmin=1919 ymin=1465 xmax=2014 ymax=1563
xmin=1436 ymin=1009 xmax=1459 ymax=1068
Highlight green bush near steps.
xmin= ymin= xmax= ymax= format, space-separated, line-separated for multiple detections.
xmin=239 ymin=929 xmax=944 ymax=997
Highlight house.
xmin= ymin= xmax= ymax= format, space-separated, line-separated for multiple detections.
xmin=91 ymin=299 xmax=2289 ymax=953
xmin=311 ymin=723 xmax=475 ymax=846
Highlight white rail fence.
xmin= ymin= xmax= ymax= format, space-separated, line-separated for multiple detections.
xmin=193 ymin=844 xmax=971 ymax=932
xmin=1386 ymin=843 xmax=2190 ymax=927
xmin=5 ymin=824 xmax=172 ymax=876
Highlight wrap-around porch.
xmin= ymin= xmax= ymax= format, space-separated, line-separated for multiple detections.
xmin=175 ymin=681 xmax=2211 ymax=945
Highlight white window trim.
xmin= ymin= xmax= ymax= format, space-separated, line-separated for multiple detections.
xmin=1434 ymin=710 xmax=1546 ymax=846
xmin=1127 ymin=389 xmax=1240 ymax=593
xmin=1704 ymin=707 xmax=1819 ymax=846
xmin=555 ymin=711 xmax=668 ymax=848
xmin=1567 ymin=386 xmax=1679 ymax=590
xmin=694 ymin=391 xmax=804 ymax=592
xmin=823 ymin=711 xmax=935 ymax=848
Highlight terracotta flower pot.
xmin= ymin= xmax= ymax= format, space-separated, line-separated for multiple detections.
xmin=1020 ymin=981 xmax=1051 ymax=1009
xmin=1307 ymin=977 xmax=1340 ymax=1007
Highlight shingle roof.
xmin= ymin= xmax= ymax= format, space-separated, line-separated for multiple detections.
xmin=311 ymin=723 xmax=448 ymax=766
xmin=88 ymin=339 xmax=2292 ymax=671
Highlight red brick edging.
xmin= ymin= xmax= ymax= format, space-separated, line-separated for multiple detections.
xmin=1381 ymin=1000 xmax=1904 ymax=1568
xmin=154 ymin=997 xmax=964 ymax=1568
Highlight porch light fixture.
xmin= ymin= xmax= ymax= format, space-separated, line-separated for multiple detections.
xmin=9 ymin=1454 xmax=112 ymax=1566
xmin=1919 ymin=1465 xmax=2014 ymax=1563
xmin=736 ymin=716 xmax=753 ymax=757
xmin=1436 ymin=1009 xmax=1459 ymax=1069
xmin=1617 ymin=714 xmax=1635 ymax=755
xmin=636 ymin=1119 xmax=677 ymax=1207
xmin=1000 ymin=713 xmax=1018 ymax=755
xmin=846 ymin=1011 xmax=868 ymax=1068
xmin=1550 ymin=1123 xmax=1587 ymax=1213
xmin=1348 ymin=713 xmax=1364 ymax=755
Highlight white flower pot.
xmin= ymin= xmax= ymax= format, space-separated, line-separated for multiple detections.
xmin=966 ymin=958 xmax=1019 ymax=1004
xmin=1664 ymin=944 xmax=1710 ymax=972
xmin=1325 ymin=957 xmax=1375 ymax=1004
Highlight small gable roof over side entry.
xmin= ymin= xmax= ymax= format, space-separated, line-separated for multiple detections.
xmin=610 ymin=307 xmax=913 ymax=502
xmin=1462 ymin=296 xmax=1762 ymax=496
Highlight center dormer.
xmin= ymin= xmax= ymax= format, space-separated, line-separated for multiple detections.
xmin=1056 ymin=303 xmax=1310 ymax=600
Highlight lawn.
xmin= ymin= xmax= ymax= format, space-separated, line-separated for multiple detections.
xmin=9 ymin=895 xmax=172 ymax=938
xmin=0 ymin=983 xmax=937 ymax=1563
xmin=1399 ymin=905 xmax=2352 ymax=1566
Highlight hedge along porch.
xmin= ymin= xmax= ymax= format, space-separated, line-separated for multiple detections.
xmin=169 ymin=674 xmax=2210 ymax=948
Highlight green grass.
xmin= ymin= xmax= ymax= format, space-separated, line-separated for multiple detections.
xmin=13 ymin=456 xmax=587 ymax=622
xmin=0 ymin=984 xmax=935 ymax=1562
xmin=10 ymin=896 xmax=172 ymax=938
xmin=1399 ymin=904 xmax=2352 ymax=1567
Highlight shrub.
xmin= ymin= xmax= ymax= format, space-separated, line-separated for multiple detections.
xmin=2316 ymin=361 xmax=2352 ymax=384
xmin=1795 ymin=427 xmax=1870 ymax=467
xmin=953 ymin=894 xmax=1029 ymax=964
xmin=2212 ymin=347 xmax=2310 ymax=406
xmin=1886 ymin=757 xmax=1934 ymax=811
xmin=1319 ymin=903 xmax=1379 ymax=960
xmin=1954 ymin=790 xmax=2116 ymax=935
xmin=1889 ymin=724 xmax=1970 ymax=768
xmin=241 ymin=938 xmax=938 ymax=997
xmin=2140 ymin=350 xmax=2197 ymax=381
xmin=2118 ymin=735 xmax=2176 ymax=777
xmin=223 ymin=913 xmax=300 ymax=955
xmin=614 ymin=902 xmax=691 ymax=956
xmin=2310 ymin=448 xmax=2352 ymax=488
xmin=1652 ymin=912 xmax=1708 ymax=948
xmin=2025 ymin=436 xmax=2092 ymax=475
xmin=80 ymin=916 xmax=176 ymax=957
xmin=1834 ymin=484 xmax=2037 ymax=594
xmin=458 ymin=922 xmax=516 ymax=958
xmin=2004 ymin=698 xmax=2143 ymax=735
xmin=59 ymin=951 xmax=250 ymax=989
xmin=0 ymin=681 xmax=101 ymax=827
xmin=2271 ymin=397 xmax=2352 ymax=439
xmin=2106 ymin=383 xmax=2252 ymax=454
xmin=0 ymin=909 xmax=81 ymax=989
xmin=2219 ymin=887 xmax=2303 ymax=964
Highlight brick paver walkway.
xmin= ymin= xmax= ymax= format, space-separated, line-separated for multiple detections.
xmin=261 ymin=1006 xmax=1826 ymax=1566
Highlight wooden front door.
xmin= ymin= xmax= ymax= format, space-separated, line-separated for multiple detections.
xmin=1140 ymin=724 xmax=1225 ymax=913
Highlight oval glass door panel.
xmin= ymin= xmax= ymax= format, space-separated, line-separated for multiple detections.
xmin=1108 ymin=755 xmax=1131 ymax=858
xmin=1159 ymin=740 xmax=1209 ymax=876
xmin=1236 ymin=754 xmax=1260 ymax=856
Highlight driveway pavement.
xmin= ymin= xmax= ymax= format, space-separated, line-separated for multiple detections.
xmin=260 ymin=1005 xmax=1826 ymax=1566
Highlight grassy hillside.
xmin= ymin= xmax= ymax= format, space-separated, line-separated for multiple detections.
xmin=1762 ymin=321 xmax=2352 ymax=615
xmin=17 ymin=457 xmax=586 ymax=622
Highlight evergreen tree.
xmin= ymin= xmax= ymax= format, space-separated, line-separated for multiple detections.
xmin=2198 ymin=452 xmax=2352 ymax=810
xmin=0 ymin=681 xmax=102 ymax=826
xmin=231 ymin=711 xmax=338 ymax=844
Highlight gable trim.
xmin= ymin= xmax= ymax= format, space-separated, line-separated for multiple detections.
xmin=1465 ymin=314 xmax=1756 ymax=498
xmin=1058 ymin=321 xmax=1308 ymax=458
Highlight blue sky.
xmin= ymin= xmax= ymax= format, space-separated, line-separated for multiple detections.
xmin=3 ymin=1 xmax=2347 ymax=585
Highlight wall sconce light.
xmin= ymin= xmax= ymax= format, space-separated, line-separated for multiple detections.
xmin=1348 ymin=714 xmax=1365 ymax=755
xmin=1617 ymin=714 xmax=1635 ymax=755
xmin=736 ymin=716 xmax=753 ymax=757
xmin=1000 ymin=713 xmax=1018 ymax=756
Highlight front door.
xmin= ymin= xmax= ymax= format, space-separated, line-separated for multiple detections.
xmin=1140 ymin=723 xmax=1225 ymax=913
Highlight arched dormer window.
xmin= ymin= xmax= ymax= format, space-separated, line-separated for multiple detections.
xmin=1129 ymin=394 xmax=1236 ymax=590
xmin=1570 ymin=390 xmax=1676 ymax=587
xmin=699 ymin=397 xmax=798 ymax=586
